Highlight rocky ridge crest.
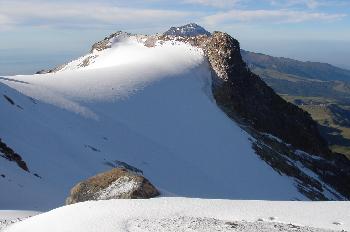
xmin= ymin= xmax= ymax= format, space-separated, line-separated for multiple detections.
xmin=164 ymin=23 xmax=211 ymax=37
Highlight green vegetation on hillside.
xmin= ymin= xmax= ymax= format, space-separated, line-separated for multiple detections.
xmin=242 ymin=51 xmax=350 ymax=158
xmin=282 ymin=95 xmax=350 ymax=158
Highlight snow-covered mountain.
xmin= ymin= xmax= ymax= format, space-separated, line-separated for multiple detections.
xmin=1 ymin=25 xmax=349 ymax=212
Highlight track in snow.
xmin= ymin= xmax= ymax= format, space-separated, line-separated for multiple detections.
xmin=4 ymin=198 xmax=349 ymax=232
xmin=127 ymin=216 xmax=339 ymax=232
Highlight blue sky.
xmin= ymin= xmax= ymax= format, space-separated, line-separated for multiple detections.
xmin=0 ymin=0 xmax=349 ymax=75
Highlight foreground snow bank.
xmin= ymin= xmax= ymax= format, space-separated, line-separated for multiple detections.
xmin=128 ymin=217 xmax=338 ymax=232
xmin=5 ymin=198 xmax=350 ymax=232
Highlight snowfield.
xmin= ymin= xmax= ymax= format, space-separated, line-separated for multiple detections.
xmin=0 ymin=211 xmax=39 ymax=231
xmin=4 ymin=198 xmax=350 ymax=232
xmin=0 ymin=35 xmax=344 ymax=214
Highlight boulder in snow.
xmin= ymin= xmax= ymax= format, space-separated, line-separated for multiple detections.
xmin=65 ymin=168 xmax=159 ymax=205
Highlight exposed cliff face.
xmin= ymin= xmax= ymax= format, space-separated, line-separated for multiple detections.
xmin=159 ymin=31 xmax=330 ymax=156
xmin=199 ymin=32 xmax=350 ymax=199
xmin=156 ymin=30 xmax=350 ymax=199
xmin=202 ymin=32 xmax=331 ymax=157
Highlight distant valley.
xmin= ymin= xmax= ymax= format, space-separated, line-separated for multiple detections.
xmin=242 ymin=50 xmax=350 ymax=158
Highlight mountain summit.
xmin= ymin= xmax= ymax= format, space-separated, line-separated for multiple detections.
xmin=1 ymin=24 xmax=350 ymax=211
xmin=163 ymin=23 xmax=211 ymax=37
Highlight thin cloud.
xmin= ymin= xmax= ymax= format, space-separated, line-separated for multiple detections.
xmin=270 ymin=0 xmax=320 ymax=9
xmin=0 ymin=0 xmax=347 ymax=31
xmin=182 ymin=0 xmax=240 ymax=8
xmin=0 ymin=14 xmax=13 ymax=24
xmin=269 ymin=0 xmax=350 ymax=9
xmin=0 ymin=0 xmax=195 ymax=29
xmin=203 ymin=9 xmax=347 ymax=25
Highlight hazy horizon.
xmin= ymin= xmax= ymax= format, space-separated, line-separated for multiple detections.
xmin=0 ymin=0 xmax=349 ymax=75
xmin=1 ymin=33 xmax=349 ymax=76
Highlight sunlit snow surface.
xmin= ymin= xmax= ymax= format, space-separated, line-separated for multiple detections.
xmin=0 ymin=210 xmax=39 ymax=231
xmin=4 ymin=198 xmax=350 ymax=232
xmin=0 ymin=37 xmax=309 ymax=210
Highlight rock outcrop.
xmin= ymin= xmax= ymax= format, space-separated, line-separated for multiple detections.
xmin=90 ymin=31 xmax=131 ymax=53
xmin=65 ymin=168 xmax=160 ymax=205
xmin=202 ymin=32 xmax=331 ymax=157
xmin=159 ymin=31 xmax=330 ymax=156
xmin=199 ymin=32 xmax=350 ymax=199
xmin=0 ymin=138 xmax=29 ymax=172
xmin=164 ymin=23 xmax=211 ymax=37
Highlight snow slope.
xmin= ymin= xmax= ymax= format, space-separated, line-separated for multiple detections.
xmin=5 ymin=198 xmax=350 ymax=232
xmin=0 ymin=36 xmax=327 ymax=210
xmin=0 ymin=210 xmax=39 ymax=231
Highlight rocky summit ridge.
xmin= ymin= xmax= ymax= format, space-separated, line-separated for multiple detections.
xmin=163 ymin=23 xmax=211 ymax=37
